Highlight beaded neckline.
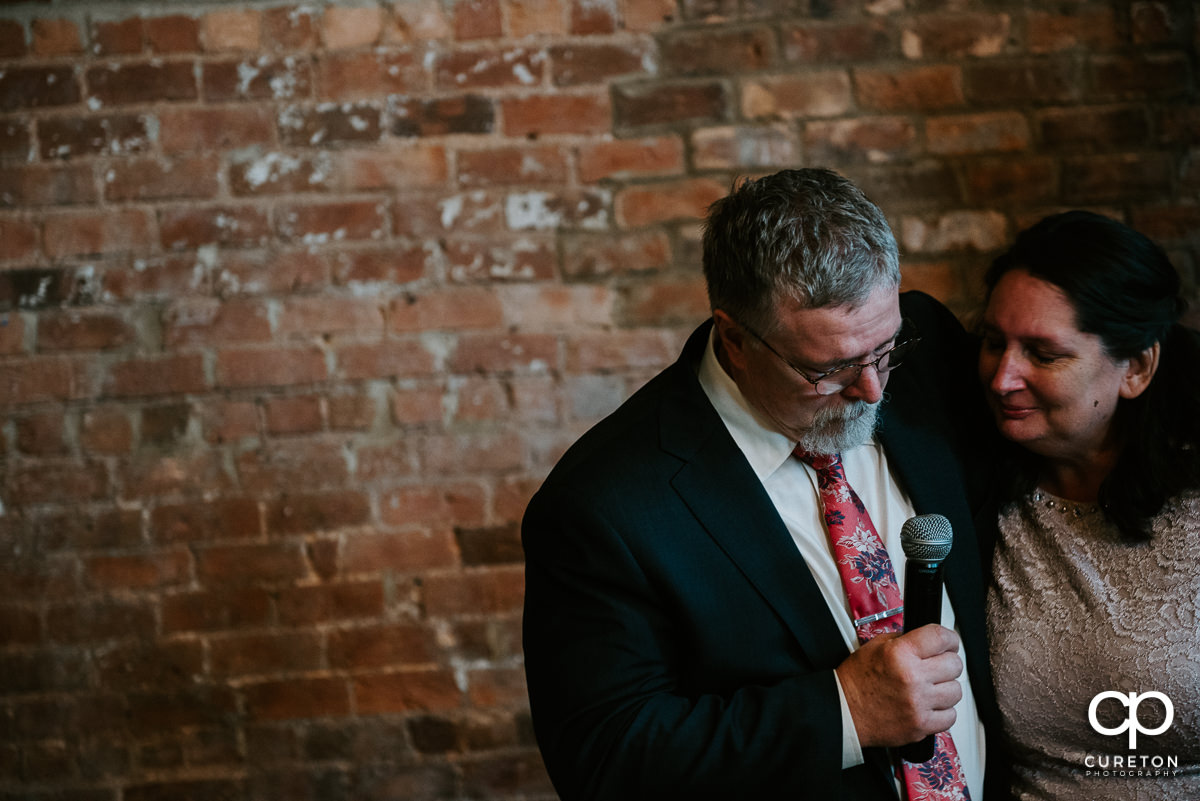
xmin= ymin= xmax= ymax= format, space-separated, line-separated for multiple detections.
xmin=1030 ymin=490 xmax=1101 ymax=518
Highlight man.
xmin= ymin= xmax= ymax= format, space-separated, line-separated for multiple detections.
xmin=522 ymin=169 xmax=1000 ymax=799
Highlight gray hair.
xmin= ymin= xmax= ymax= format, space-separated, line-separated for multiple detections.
xmin=701 ymin=168 xmax=901 ymax=334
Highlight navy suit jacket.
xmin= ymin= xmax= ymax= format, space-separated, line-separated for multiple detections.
xmin=522 ymin=291 xmax=1001 ymax=800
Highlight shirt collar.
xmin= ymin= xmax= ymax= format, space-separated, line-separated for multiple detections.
xmin=697 ymin=326 xmax=797 ymax=483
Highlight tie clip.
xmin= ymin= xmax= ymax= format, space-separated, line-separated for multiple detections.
xmin=854 ymin=605 xmax=903 ymax=627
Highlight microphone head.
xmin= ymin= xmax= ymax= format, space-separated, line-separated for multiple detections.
xmin=900 ymin=514 xmax=953 ymax=563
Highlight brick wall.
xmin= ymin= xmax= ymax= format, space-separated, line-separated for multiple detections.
xmin=0 ymin=0 xmax=1195 ymax=798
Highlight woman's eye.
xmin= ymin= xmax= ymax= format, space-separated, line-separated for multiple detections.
xmin=1030 ymin=350 xmax=1061 ymax=365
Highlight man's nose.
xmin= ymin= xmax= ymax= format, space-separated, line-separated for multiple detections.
xmin=841 ymin=363 xmax=884 ymax=404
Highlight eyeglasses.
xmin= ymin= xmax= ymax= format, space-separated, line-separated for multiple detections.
xmin=737 ymin=317 xmax=921 ymax=395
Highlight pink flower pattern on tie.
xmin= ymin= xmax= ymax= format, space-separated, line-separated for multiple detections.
xmin=795 ymin=447 xmax=972 ymax=801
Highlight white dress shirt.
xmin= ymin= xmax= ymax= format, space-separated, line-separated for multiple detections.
xmin=697 ymin=329 xmax=985 ymax=797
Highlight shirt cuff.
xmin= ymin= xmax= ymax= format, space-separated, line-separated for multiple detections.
xmin=835 ymin=670 xmax=865 ymax=769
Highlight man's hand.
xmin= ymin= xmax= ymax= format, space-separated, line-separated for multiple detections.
xmin=835 ymin=624 xmax=963 ymax=748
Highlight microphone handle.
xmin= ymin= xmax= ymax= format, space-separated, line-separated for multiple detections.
xmin=898 ymin=559 xmax=944 ymax=764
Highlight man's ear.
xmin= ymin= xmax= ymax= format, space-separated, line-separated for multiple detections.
xmin=712 ymin=309 xmax=750 ymax=370
xmin=1119 ymin=341 xmax=1161 ymax=400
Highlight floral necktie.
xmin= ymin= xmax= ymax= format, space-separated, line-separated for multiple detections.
xmin=795 ymin=447 xmax=971 ymax=801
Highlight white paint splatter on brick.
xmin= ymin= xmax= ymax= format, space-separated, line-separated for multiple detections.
xmin=237 ymin=62 xmax=261 ymax=95
xmin=242 ymin=152 xmax=302 ymax=189
xmin=506 ymin=192 xmax=562 ymax=231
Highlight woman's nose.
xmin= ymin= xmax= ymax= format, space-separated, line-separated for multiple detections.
xmin=985 ymin=348 xmax=1025 ymax=394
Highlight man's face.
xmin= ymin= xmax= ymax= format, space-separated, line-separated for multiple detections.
xmin=717 ymin=285 xmax=904 ymax=453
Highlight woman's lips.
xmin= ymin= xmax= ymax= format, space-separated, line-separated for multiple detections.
xmin=996 ymin=402 xmax=1036 ymax=420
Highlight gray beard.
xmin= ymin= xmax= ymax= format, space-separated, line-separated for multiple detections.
xmin=796 ymin=400 xmax=881 ymax=455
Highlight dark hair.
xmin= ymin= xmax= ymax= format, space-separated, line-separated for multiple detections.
xmin=701 ymin=168 xmax=899 ymax=335
xmin=984 ymin=210 xmax=1200 ymax=540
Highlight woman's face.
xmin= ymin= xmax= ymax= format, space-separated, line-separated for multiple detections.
xmin=978 ymin=269 xmax=1137 ymax=465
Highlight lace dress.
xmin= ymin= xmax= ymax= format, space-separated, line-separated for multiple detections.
xmin=986 ymin=490 xmax=1200 ymax=800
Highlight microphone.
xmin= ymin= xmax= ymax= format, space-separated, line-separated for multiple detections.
xmin=897 ymin=513 xmax=954 ymax=764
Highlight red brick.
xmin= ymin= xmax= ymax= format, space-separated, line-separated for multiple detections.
xmin=335 ymin=340 xmax=437 ymax=380
xmin=854 ymin=65 xmax=964 ymax=111
xmin=104 ymin=155 xmax=220 ymax=201
xmin=1132 ymin=0 xmax=1186 ymax=45
xmin=0 ymin=218 xmax=40 ymax=263
xmin=277 ymin=200 xmax=387 ymax=243
xmin=38 ymin=113 xmax=153 ymax=160
xmin=83 ymin=549 xmax=192 ymax=591
xmin=0 ymin=358 xmax=92 ymax=406
xmin=276 ymin=581 xmax=385 ymax=625
xmin=901 ymin=13 xmax=1010 ymax=59
xmin=963 ymin=157 xmax=1058 ymax=205
xmin=86 ymin=61 xmax=198 ymax=106
xmin=236 ymin=441 xmax=350 ymax=493
xmin=1038 ymin=106 xmax=1151 ymax=151
xmin=198 ymin=398 xmax=259 ymax=445
xmin=159 ymin=107 xmax=274 ymax=153
xmin=277 ymin=296 xmax=385 ymax=338
xmin=341 ymin=529 xmax=458 ymax=573
xmin=659 ymin=27 xmax=774 ymax=76
xmin=163 ymin=298 xmax=272 ymax=347
xmin=804 ymin=117 xmax=917 ymax=165
xmin=151 ymin=497 xmax=262 ymax=543
xmin=964 ymin=60 xmax=1081 ymax=106
xmin=691 ymin=124 xmax=798 ymax=169
xmin=328 ymin=390 xmax=376 ymax=430
xmin=1089 ymin=53 xmax=1193 ymax=100
xmin=317 ymin=50 xmax=423 ymax=99
xmin=435 ymin=47 xmax=545 ymax=90
xmin=159 ymin=205 xmax=271 ymax=250
xmin=216 ymin=346 xmax=328 ymax=388
xmin=457 ymin=145 xmax=567 ymax=186
xmin=743 ymin=71 xmax=852 ymax=119
xmin=43 ymin=209 xmax=153 ymax=258
xmin=45 ymin=599 xmax=155 ymax=643
xmin=453 ymin=0 xmax=502 ymax=40
xmin=615 ymin=177 xmax=725 ymax=227
xmin=229 ymin=152 xmax=333 ymax=196
xmin=0 ymin=19 xmax=27 ymax=58
xmin=782 ymin=19 xmax=892 ymax=63
xmin=420 ymin=431 xmax=527 ymax=474
xmin=899 ymin=259 xmax=962 ymax=306
xmin=79 ymin=407 xmax=134 ymax=454
xmin=355 ymin=440 xmax=418 ymax=482
xmin=161 ymin=586 xmax=273 ymax=633
xmin=508 ymin=0 xmax=567 ymax=38
xmin=466 ymin=665 xmax=528 ymax=706
xmin=328 ymin=623 xmax=438 ymax=669
xmin=14 ymin=411 xmax=68 ymax=455
xmin=900 ymin=211 xmax=1008 ymax=254
xmin=0 ymin=67 xmax=80 ymax=112
xmin=119 ymin=451 xmax=233 ymax=500
xmin=0 ymin=163 xmax=97 ymax=207
xmin=1027 ymin=7 xmax=1120 ymax=53
xmin=31 ymin=18 xmax=82 ymax=56
xmin=390 ymin=287 xmax=504 ymax=332
xmin=391 ymin=95 xmax=495 ymax=137
xmin=279 ymin=102 xmax=382 ymax=146
xmin=550 ymin=42 xmax=651 ymax=87
xmin=353 ymin=669 xmax=461 ymax=714
xmin=196 ymin=541 xmax=310 ymax=584
xmin=613 ymin=81 xmax=726 ymax=129
xmin=422 ymin=565 xmax=524 ymax=616
xmin=561 ymin=230 xmax=672 ymax=278
xmin=448 ymin=333 xmax=557 ymax=374
xmin=392 ymin=385 xmax=445 ymax=426
xmin=202 ymin=57 xmax=312 ymax=102
xmin=331 ymin=245 xmax=430 ymax=285
xmin=38 ymin=310 xmax=136 ymax=351
xmin=0 ymin=119 xmax=31 ymax=160
xmin=92 ymin=18 xmax=144 ymax=55
xmin=1131 ymin=205 xmax=1200 ymax=243
xmin=379 ymin=482 xmax=487 ymax=528
xmin=502 ymin=91 xmax=612 ymax=136
xmin=322 ymin=5 xmax=382 ymax=48
xmin=850 ymin=162 xmax=963 ymax=206
xmin=105 ymin=354 xmax=207 ymax=398
xmin=578 ymin=136 xmax=684 ymax=183
xmin=263 ymin=6 xmax=319 ymax=51
xmin=145 ymin=15 xmax=201 ymax=53
xmin=0 ymin=313 xmax=25 ymax=354
xmin=449 ymin=377 xmax=508 ymax=422
xmin=244 ymin=678 xmax=350 ymax=721
xmin=264 ymin=490 xmax=370 ymax=534
xmin=210 ymin=632 xmax=323 ymax=677
xmin=620 ymin=278 xmax=708 ymax=326
xmin=202 ymin=8 xmax=261 ymax=51
xmin=570 ymin=0 xmax=616 ymax=34
xmin=1063 ymin=153 xmax=1174 ymax=203
xmin=499 ymin=284 xmax=614 ymax=329
xmin=445 ymin=237 xmax=556 ymax=282
xmin=263 ymin=395 xmax=323 ymax=435
xmin=565 ymin=329 xmax=677 ymax=371
xmin=926 ymin=112 xmax=1030 ymax=155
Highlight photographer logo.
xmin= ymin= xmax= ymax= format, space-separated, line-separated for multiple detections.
xmin=1084 ymin=690 xmax=1180 ymax=778
xmin=1088 ymin=690 xmax=1174 ymax=749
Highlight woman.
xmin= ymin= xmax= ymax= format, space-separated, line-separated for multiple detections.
xmin=977 ymin=210 xmax=1200 ymax=799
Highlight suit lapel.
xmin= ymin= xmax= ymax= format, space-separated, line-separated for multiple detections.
xmin=659 ymin=323 xmax=850 ymax=669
